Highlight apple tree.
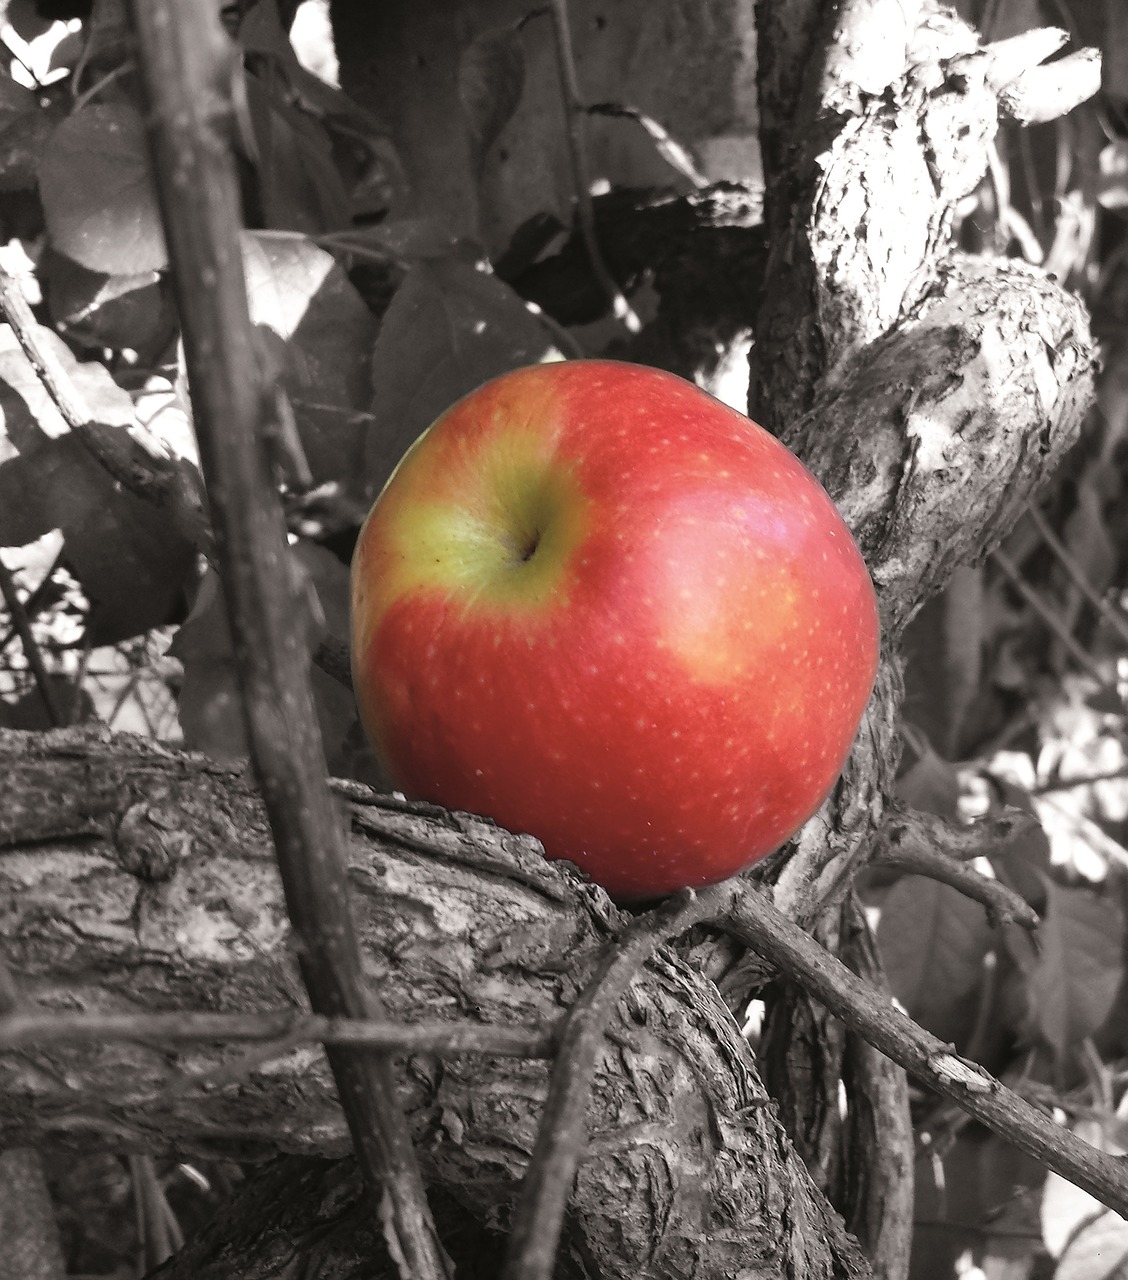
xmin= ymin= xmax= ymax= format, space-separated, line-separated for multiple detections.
xmin=1 ymin=1 xmax=1128 ymax=1278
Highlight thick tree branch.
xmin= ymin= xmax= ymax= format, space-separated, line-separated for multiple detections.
xmin=0 ymin=727 xmax=866 ymax=1280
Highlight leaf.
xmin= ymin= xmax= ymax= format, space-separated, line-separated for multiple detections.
xmin=171 ymin=550 xmax=354 ymax=764
xmin=38 ymin=103 xmax=167 ymax=275
xmin=0 ymin=73 xmax=38 ymax=129
xmin=458 ymin=24 xmax=526 ymax=168
xmin=238 ymin=0 xmax=403 ymax=219
xmin=0 ymin=325 xmax=197 ymax=644
xmin=242 ymin=230 xmax=378 ymax=492
xmin=364 ymin=259 xmax=564 ymax=497
xmin=1043 ymin=1118 xmax=1127 ymax=1262
xmin=876 ymin=875 xmax=994 ymax=1047
xmin=1098 ymin=141 xmax=1128 ymax=212
xmin=1056 ymin=1213 xmax=1128 ymax=1280
xmin=894 ymin=730 xmax=960 ymax=817
xmin=242 ymin=71 xmax=352 ymax=234
xmin=1028 ymin=880 xmax=1125 ymax=1063
xmin=41 ymin=248 xmax=177 ymax=359
xmin=1058 ymin=476 xmax=1116 ymax=631
xmin=333 ymin=216 xmax=464 ymax=269
xmin=0 ymin=102 xmax=61 ymax=193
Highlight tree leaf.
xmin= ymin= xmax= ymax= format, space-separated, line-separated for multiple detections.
xmin=876 ymin=875 xmax=994 ymax=1047
xmin=364 ymin=258 xmax=563 ymax=497
xmin=1043 ymin=1118 xmax=1128 ymax=1264
xmin=41 ymin=248 xmax=176 ymax=359
xmin=171 ymin=549 xmax=354 ymax=765
xmin=242 ymin=229 xmax=377 ymax=492
xmin=459 ymin=24 xmax=526 ymax=168
xmin=1028 ymin=880 xmax=1125 ymax=1063
xmin=38 ymin=103 xmax=167 ymax=275
xmin=242 ymin=71 xmax=352 ymax=234
xmin=1056 ymin=1212 xmax=1128 ymax=1280
xmin=0 ymin=324 xmax=197 ymax=644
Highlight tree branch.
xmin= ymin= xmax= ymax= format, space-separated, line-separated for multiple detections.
xmin=502 ymin=882 xmax=739 ymax=1280
xmin=123 ymin=4 xmax=449 ymax=1276
xmin=717 ymin=884 xmax=1128 ymax=1216
xmin=874 ymin=805 xmax=1041 ymax=929
xmin=0 ymin=726 xmax=868 ymax=1280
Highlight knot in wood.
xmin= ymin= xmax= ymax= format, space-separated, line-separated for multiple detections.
xmin=114 ymin=802 xmax=191 ymax=882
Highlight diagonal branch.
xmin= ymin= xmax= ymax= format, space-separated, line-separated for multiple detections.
xmin=717 ymin=883 xmax=1128 ymax=1216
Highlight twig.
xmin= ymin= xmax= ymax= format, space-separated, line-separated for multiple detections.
xmin=0 ymin=1009 xmax=557 ymax=1057
xmin=883 ymin=801 xmax=1040 ymax=862
xmin=544 ymin=0 xmax=642 ymax=333
xmin=1024 ymin=501 xmax=1128 ymax=651
xmin=717 ymin=884 xmax=1128 ymax=1216
xmin=0 ymin=557 xmax=68 ymax=726
xmin=314 ymin=633 xmax=353 ymax=690
xmin=874 ymin=806 xmax=1040 ymax=928
xmin=0 ymin=545 xmax=65 ymax=658
xmin=0 ymin=268 xmax=92 ymax=431
xmin=1031 ymin=765 xmax=1128 ymax=795
xmin=124 ymin=4 xmax=450 ymax=1278
xmin=992 ymin=546 xmax=1119 ymax=698
xmin=874 ymin=841 xmax=1038 ymax=928
xmin=501 ymin=880 xmax=739 ymax=1280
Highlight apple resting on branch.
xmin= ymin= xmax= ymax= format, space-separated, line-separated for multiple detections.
xmin=351 ymin=359 xmax=880 ymax=900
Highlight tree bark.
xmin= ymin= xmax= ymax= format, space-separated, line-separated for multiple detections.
xmin=1 ymin=726 xmax=867 ymax=1280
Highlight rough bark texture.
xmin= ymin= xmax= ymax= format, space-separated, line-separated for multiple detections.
xmin=1 ymin=726 xmax=868 ymax=1280
xmin=751 ymin=0 xmax=990 ymax=430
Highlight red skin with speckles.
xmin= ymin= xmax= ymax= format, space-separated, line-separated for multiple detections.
xmin=351 ymin=360 xmax=879 ymax=900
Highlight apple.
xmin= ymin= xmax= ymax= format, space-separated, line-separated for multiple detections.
xmin=351 ymin=360 xmax=879 ymax=900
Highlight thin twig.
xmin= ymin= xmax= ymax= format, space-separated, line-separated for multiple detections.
xmin=875 ymin=805 xmax=1040 ymax=928
xmin=717 ymin=884 xmax=1128 ymax=1216
xmin=992 ymin=546 xmax=1119 ymax=698
xmin=1030 ymin=765 xmax=1128 ymax=795
xmin=0 ymin=545 xmax=66 ymax=658
xmin=501 ymin=880 xmax=740 ymax=1280
xmin=874 ymin=841 xmax=1038 ymax=928
xmin=0 ymin=1009 xmax=557 ymax=1057
xmin=883 ymin=801 xmax=1041 ymax=862
xmin=124 ymin=4 xmax=450 ymax=1277
xmin=0 ymin=267 xmax=98 ymax=430
xmin=544 ymin=0 xmax=641 ymax=333
xmin=1024 ymin=501 xmax=1128 ymax=651
xmin=0 ymin=557 xmax=68 ymax=726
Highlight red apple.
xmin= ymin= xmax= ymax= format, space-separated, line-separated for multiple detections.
xmin=351 ymin=360 xmax=879 ymax=900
